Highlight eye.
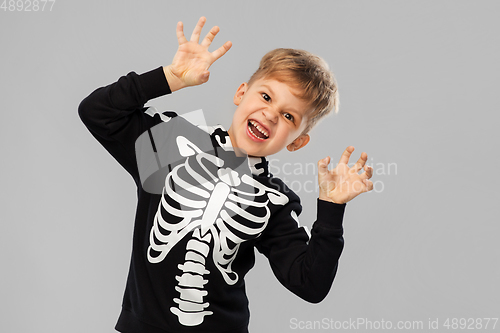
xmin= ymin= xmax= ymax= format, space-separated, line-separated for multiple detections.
xmin=261 ymin=93 xmax=271 ymax=102
xmin=283 ymin=113 xmax=294 ymax=122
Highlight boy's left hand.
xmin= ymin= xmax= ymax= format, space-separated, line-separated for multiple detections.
xmin=318 ymin=146 xmax=374 ymax=204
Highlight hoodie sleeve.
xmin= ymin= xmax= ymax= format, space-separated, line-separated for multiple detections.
xmin=255 ymin=193 xmax=346 ymax=304
xmin=78 ymin=66 xmax=173 ymax=181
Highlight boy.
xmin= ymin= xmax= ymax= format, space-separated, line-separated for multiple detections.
xmin=79 ymin=17 xmax=373 ymax=333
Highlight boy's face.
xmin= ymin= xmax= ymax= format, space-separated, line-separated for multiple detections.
xmin=227 ymin=78 xmax=312 ymax=158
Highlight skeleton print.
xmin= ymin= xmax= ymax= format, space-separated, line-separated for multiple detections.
xmin=147 ymin=134 xmax=289 ymax=326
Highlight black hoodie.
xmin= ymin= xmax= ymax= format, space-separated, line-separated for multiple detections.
xmin=78 ymin=66 xmax=346 ymax=333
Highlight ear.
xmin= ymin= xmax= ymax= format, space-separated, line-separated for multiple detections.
xmin=287 ymin=134 xmax=310 ymax=152
xmin=233 ymin=82 xmax=248 ymax=106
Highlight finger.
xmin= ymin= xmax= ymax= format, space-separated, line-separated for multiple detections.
xmin=176 ymin=21 xmax=188 ymax=45
xmin=211 ymin=41 xmax=232 ymax=62
xmin=338 ymin=146 xmax=354 ymax=165
xmin=201 ymin=25 xmax=220 ymax=47
xmin=190 ymin=16 xmax=207 ymax=43
xmin=317 ymin=156 xmax=330 ymax=175
xmin=352 ymin=152 xmax=368 ymax=173
xmin=360 ymin=165 xmax=373 ymax=180
xmin=363 ymin=179 xmax=374 ymax=192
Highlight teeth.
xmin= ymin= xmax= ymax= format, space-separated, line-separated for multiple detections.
xmin=249 ymin=120 xmax=269 ymax=138
xmin=248 ymin=126 xmax=260 ymax=139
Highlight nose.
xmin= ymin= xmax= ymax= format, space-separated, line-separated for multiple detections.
xmin=262 ymin=108 xmax=278 ymax=124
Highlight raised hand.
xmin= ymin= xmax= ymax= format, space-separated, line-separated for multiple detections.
xmin=318 ymin=146 xmax=374 ymax=204
xmin=163 ymin=17 xmax=232 ymax=91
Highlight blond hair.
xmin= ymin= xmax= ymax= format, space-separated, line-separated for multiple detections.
xmin=247 ymin=48 xmax=339 ymax=135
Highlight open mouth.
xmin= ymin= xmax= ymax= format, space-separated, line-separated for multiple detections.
xmin=247 ymin=120 xmax=269 ymax=140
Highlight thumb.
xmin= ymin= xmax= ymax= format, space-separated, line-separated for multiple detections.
xmin=200 ymin=71 xmax=210 ymax=83
xmin=318 ymin=156 xmax=330 ymax=174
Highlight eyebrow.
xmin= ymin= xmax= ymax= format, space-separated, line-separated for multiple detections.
xmin=261 ymin=84 xmax=301 ymax=116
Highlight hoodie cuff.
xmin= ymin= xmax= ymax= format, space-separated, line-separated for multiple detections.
xmin=315 ymin=199 xmax=346 ymax=231
xmin=138 ymin=66 xmax=172 ymax=101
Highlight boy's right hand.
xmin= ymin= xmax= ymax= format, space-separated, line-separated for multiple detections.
xmin=163 ymin=16 xmax=232 ymax=92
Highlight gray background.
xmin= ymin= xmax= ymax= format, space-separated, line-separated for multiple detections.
xmin=1 ymin=1 xmax=499 ymax=332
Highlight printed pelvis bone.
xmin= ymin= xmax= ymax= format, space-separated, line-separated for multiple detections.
xmin=147 ymin=136 xmax=288 ymax=326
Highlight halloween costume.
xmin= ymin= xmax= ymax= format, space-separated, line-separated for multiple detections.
xmin=79 ymin=67 xmax=346 ymax=333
